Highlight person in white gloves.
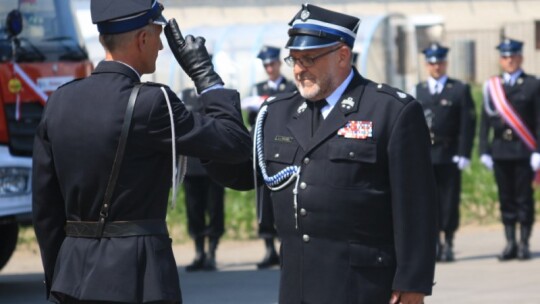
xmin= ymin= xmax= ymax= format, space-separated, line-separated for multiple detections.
xmin=479 ymin=38 xmax=540 ymax=261
xmin=413 ymin=43 xmax=476 ymax=262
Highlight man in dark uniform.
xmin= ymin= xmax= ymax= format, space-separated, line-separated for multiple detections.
xmin=205 ymin=4 xmax=437 ymax=304
xmin=180 ymin=86 xmax=226 ymax=272
xmin=414 ymin=43 xmax=476 ymax=262
xmin=480 ymin=38 xmax=540 ymax=261
xmin=247 ymin=45 xmax=296 ymax=269
xmin=31 ymin=1 xmax=251 ymax=303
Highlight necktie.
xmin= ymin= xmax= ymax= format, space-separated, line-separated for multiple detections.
xmin=311 ymin=99 xmax=327 ymax=136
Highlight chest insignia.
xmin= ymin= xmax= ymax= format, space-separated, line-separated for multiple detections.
xmin=440 ymin=99 xmax=452 ymax=106
xmin=297 ymin=102 xmax=307 ymax=114
xmin=337 ymin=120 xmax=373 ymax=139
xmin=341 ymin=97 xmax=355 ymax=110
xmin=274 ymin=135 xmax=294 ymax=143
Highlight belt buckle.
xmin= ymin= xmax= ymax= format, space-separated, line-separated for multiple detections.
xmin=503 ymin=129 xmax=513 ymax=141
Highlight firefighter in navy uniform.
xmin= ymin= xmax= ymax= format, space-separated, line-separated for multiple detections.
xmin=31 ymin=1 xmax=251 ymax=303
xmin=480 ymin=38 xmax=540 ymax=261
xmin=249 ymin=45 xmax=296 ymax=269
xmin=204 ymin=4 xmax=437 ymax=304
xmin=414 ymin=43 xmax=476 ymax=262
xmin=180 ymin=87 xmax=225 ymax=272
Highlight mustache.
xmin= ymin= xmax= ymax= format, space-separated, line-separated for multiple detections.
xmin=296 ymin=72 xmax=314 ymax=82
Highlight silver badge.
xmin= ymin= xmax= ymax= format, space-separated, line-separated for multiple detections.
xmin=397 ymin=91 xmax=407 ymax=99
xmin=300 ymin=8 xmax=310 ymax=21
xmin=341 ymin=97 xmax=355 ymax=110
xmin=297 ymin=102 xmax=307 ymax=113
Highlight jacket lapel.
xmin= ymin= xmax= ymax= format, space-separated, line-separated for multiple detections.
xmin=286 ymin=100 xmax=312 ymax=152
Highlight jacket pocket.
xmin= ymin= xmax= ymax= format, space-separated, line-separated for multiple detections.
xmin=264 ymin=142 xmax=299 ymax=165
xmin=328 ymin=140 xmax=377 ymax=164
xmin=349 ymin=242 xmax=395 ymax=267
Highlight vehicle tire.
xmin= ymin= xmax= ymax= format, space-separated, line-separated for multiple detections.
xmin=0 ymin=222 xmax=19 ymax=270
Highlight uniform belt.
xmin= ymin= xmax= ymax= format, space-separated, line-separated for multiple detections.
xmin=65 ymin=219 xmax=168 ymax=238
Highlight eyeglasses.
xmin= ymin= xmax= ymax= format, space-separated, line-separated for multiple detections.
xmin=284 ymin=45 xmax=342 ymax=68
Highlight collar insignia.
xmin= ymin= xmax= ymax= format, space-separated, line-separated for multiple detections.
xmin=341 ymin=97 xmax=355 ymax=110
xmin=297 ymin=102 xmax=307 ymax=114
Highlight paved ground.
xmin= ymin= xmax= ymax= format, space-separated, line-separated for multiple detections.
xmin=1 ymin=224 xmax=539 ymax=303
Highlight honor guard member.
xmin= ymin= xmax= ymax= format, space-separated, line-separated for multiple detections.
xmin=414 ymin=43 xmax=476 ymax=262
xmin=204 ymin=4 xmax=437 ymax=304
xmin=249 ymin=45 xmax=296 ymax=269
xmin=247 ymin=45 xmax=297 ymax=127
xmin=180 ymin=86 xmax=226 ymax=272
xmin=480 ymin=38 xmax=540 ymax=261
xmin=32 ymin=1 xmax=251 ymax=303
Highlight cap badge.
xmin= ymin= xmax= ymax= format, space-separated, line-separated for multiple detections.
xmin=341 ymin=97 xmax=355 ymax=110
xmin=297 ymin=102 xmax=307 ymax=114
xmin=300 ymin=8 xmax=310 ymax=21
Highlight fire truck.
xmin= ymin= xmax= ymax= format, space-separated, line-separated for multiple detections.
xmin=0 ymin=0 xmax=93 ymax=270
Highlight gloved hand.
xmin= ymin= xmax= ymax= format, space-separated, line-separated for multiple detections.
xmin=452 ymin=155 xmax=471 ymax=170
xmin=530 ymin=152 xmax=540 ymax=171
xmin=164 ymin=18 xmax=223 ymax=94
xmin=480 ymin=154 xmax=493 ymax=170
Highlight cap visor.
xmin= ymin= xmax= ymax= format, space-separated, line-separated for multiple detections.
xmin=285 ymin=36 xmax=340 ymax=50
xmin=153 ymin=14 xmax=167 ymax=26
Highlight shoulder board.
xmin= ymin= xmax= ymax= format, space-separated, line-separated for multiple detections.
xmin=140 ymin=81 xmax=169 ymax=89
xmin=57 ymin=77 xmax=84 ymax=90
xmin=261 ymin=90 xmax=298 ymax=106
xmin=374 ymin=83 xmax=413 ymax=104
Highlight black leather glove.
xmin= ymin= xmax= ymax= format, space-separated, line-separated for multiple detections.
xmin=165 ymin=18 xmax=224 ymax=94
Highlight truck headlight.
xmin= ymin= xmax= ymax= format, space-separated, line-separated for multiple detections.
xmin=0 ymin=168 xmax=30 ymax=196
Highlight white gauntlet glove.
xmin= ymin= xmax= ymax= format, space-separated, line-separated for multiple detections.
xmin=530 ymin=152 xmax=540 ymax=171
xmin=480 ymin=154 xmax=493 ymax=170
xmin=452 ymin=156 xmax=471 ymax=170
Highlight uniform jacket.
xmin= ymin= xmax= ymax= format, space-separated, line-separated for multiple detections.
xmin=32 ymin=61 xmax=251 ymax=303
xmin=479 ymin=72 xmax=540 ymax=160
xmin=181 ymin=88 xmax=207 ymax=177
xmin=248 ymin=76 xmax=297 ymax=127
xmin=206 ymin=70 xmax=437 ymax=304
xmin=415 ymin=78 xmax=476 ymax=164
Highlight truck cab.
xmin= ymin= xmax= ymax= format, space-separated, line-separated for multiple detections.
xmin=0 ymin=0 xmax=93 ymax=270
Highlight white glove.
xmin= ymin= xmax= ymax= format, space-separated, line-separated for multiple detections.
xmin=530 ymin=152 xmax=540 ymax=171
xmin=452 ymin=155 xmax=471 ymax=170
xmin=480 ymin=154 xmax=493 ymax=170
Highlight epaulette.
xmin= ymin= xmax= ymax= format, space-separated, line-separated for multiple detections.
xmin=374 ymin=82 xmax=413 ymax=104
xmin=261 ymin=90 xmax=298 ymax=107
xmin=140 ymin=81 xmax=170 ymax=89
xmin=57 ymin=77 xmax=84 ymax=90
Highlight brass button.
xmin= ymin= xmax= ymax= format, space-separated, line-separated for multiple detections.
xmin=503 ymin=129 xmax=513 ymax=141
xmin=349 ymin=151 xmax=355 ymax=158
xmin=274 ymin=153 xmax=280 ymax=158
xmin=303 ymin=234 xmax=310 ymax=242
xmin=300 ymin=208 xmax=307 ymax=216
xmin=300 ymin=182 xmax=307 ymax=189
xmin=303 ymin=157 xmax=310 ymax=165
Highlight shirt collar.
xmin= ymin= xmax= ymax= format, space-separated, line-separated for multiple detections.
xmin=504 ymin=69 xmax=523 ymax=84
xmin=320 ymin=69 xmax=354 ymax=118
xmin=267 ymin=76 xmax=284 ymax=90
xmin=113 ymin=60 xmax=141 ymax=79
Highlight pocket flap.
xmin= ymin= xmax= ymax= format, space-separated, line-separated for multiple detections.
xmin=349 ymin=243 xmax=395 ymax=267
xmin=264 ymin=143 xmax=299 ymax=165
xmin=328 ymin=140 xmax=377 ymax=163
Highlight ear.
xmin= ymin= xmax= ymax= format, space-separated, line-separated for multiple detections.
xmin=338 ymin=45 xmax=351 ymax=68
xmin=136 ymin=29 xmax=148 ymax=51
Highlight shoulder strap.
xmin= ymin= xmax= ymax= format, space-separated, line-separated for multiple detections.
xmin=96 ymin=83 xmax=143 ymax=237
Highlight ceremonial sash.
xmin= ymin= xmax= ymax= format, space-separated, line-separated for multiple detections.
xmin=487 ymin=76 xmax=537 ymax=150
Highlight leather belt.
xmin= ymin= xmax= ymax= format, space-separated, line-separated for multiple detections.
xmin=65 ymin=219 xmax=168 ymax=238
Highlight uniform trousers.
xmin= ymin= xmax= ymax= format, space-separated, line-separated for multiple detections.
xmin=433 ymin=163 xmax=461 ymax=234
xmin=57 ymin=294 xmax=178 ymax=304
xmin=183 ymin=176 xmax=225 ymax=238
xmin=493 ymin=160 xmax=535 ymax=226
